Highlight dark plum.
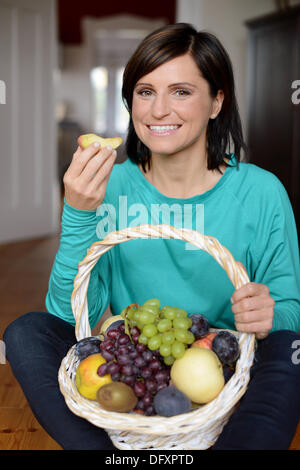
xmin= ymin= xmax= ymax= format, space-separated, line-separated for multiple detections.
xmin=212 ymin=331 xmax=240 ymax=364
xmin=153 ymin=385 xmax=191 ymax=417
xmin=189 ymin=314 xmax=210 ymax=339
xmin=75 ymin=336 xmax=101 ymax=361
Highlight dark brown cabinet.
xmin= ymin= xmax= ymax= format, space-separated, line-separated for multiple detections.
xmin=245 ymin=6 xmax=300 ymax=235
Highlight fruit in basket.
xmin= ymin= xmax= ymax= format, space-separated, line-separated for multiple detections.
xmin=99 ymin=315 xmax=124 ymax=338
xmin=153 ymin=385 xmax=191 ymax=417
xmin=121 ymin=299 xmax=195 ymax=365
xmin=212 ymin=331 xmax=240 ymax=365
xmin=189 ymin=314 xmax=210 ymax=339
xmin=97 ymin=382 xmax=138 ymax=412
xmin=78 ymin=133 xmax=123 ymax=150
xmin=223 ymin=364 xmax=235 ymax=383
xmin=75 ymin=353 xmax=112 ymax=400
xmin=192 ymin=332 xmax=217 ymax=350
xmin=98 ymin=322 xmax=171 ymax=415
xmin=170 ymin=347 xmax=225 ymax=404
xmin=75 ymin=336 xmax=101 ymax=361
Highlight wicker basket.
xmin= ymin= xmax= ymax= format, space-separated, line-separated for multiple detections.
xmin=58 ymin=224 xmax=255 ymax=450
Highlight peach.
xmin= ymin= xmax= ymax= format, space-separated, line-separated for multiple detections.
xmin=192 ymin=332 xmax=217 ymax=351
xmin=75 ymin=353 xmax=112 ymax=400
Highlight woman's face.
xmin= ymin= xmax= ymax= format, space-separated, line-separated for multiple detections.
xmin=132 ymin=53 xmax=224 ymax=159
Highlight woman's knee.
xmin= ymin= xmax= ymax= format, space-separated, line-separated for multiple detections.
xmin=3 ymin=311 xmax=75 ymax=362
xmin=4 ymin=312 xmax=48 ymax=347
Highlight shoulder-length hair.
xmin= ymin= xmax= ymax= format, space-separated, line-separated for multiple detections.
xmin=122 ymin=23 xmax=247 ymax=172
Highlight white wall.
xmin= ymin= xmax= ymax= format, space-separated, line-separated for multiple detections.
xmin=176 ymin=0 xmax=300 ymax=144
xmin=56 ymin=45 xmax=90 ymax=131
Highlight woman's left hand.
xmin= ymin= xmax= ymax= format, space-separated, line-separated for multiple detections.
xmin=231 ymin=282 xmax=275 ymax=340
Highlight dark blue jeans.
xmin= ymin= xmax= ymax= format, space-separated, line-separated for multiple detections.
xmin=3 ymin=311 xmax=300 ymax=450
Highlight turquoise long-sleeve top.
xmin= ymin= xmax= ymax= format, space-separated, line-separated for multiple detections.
xmin=45 ymin=155 xmax=300 ymax=332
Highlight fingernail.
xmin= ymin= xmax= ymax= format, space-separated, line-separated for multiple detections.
xmin=94 ymin=142 xmax=100 ymax=148
xmin=106 ymin=145 xmax=113 ymax=150
xmin=230 ymin=297 xmax=234 ymax=304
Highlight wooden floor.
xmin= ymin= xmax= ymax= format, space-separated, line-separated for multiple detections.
xmin=0 ymin=234 xmax=299 ymax=450
xmin=0 ymin=235 xmax=62 ymax=450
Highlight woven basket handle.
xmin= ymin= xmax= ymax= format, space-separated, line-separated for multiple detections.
xmin=71 ymin=224 xmax=250 ymax=341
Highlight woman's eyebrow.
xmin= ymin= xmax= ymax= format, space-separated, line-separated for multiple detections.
xmin=169 ymin=82 xmax=197 ymax=88
xmin=134 ymin=81 xmax=197 ymax=88
xmin=135 ymin=82 xmax=152 ymax=87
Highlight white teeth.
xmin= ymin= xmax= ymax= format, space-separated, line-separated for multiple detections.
xmin=149 ymin=125 xmax=179 ymax=132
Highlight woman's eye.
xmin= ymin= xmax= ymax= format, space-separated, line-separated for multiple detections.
xmin=137 ymin=89 xmax=152 ymax=97
xmin=175 ymin=89 xmax=191 ymax=97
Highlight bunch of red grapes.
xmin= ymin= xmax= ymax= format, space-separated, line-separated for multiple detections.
xmin=97 ymin=323 xmax=171 ymax=415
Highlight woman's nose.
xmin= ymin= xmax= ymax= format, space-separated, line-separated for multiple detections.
xmin=151 ymin=93 xmax=171 ymax=118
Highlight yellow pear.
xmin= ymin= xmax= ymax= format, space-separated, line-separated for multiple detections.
xmin=78 ymin=133 xmax=122 ymax=150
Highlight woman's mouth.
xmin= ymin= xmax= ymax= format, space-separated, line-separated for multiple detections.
xmin=147 ymin=125 xmax=181 ymax=136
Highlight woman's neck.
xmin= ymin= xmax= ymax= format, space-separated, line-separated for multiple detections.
xmin=139 ymin=150 xmax=227 ymax=199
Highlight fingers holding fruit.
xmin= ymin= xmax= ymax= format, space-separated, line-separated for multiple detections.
xmin=231 ymin=281 xmax=275 ymax=339
xmin=63 ymin=141 xmax=117 ymax=211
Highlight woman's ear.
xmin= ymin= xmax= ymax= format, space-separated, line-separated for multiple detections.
xmin=210 ymin=90 xmax=224 ymax=119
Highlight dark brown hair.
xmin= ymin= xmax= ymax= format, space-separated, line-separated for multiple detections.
xmin=122 ymin=23 xmax=247 ymax=172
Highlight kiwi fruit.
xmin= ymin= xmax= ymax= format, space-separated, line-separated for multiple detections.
xmin=97 ymin=382 xmax=137 ymax=412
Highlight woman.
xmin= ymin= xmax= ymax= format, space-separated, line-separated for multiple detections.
xmin=4 ymin=23 xmax=300 ymax=450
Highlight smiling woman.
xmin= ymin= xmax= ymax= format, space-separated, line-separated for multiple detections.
xmin=3 ymin=22 xmax=300 ymax=451
xmin=132 ymin=55 xmax=224 ymax=156
xmin=122 ymin=23 xmax=246 ymax=174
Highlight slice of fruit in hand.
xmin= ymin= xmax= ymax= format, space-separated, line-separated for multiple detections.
xmin=78 ymin=133 xmax=123 ymax=150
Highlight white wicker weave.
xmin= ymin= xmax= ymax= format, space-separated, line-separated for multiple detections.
xmin=58 ymin=224 xmax=255 ymax=450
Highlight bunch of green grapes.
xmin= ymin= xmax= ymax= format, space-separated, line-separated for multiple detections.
xmin=125 ymin=299 xmax=195 ymax=366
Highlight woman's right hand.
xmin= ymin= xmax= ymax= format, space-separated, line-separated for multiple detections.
xmin=63 ymin=142 xmax=117 ymax=211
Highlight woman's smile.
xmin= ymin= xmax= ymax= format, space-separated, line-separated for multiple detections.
xmin=147 ymin=124 xmax=182 ymax=136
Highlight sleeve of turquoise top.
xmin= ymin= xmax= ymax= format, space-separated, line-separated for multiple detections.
xmin=251 ymin=177 xmax=300 ymax=332
xmin=45 ymin=200 xmax=111 ymax=329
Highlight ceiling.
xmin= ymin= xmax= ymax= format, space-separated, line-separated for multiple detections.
xmin=57 ymin=0 xmax=176 ymax=44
